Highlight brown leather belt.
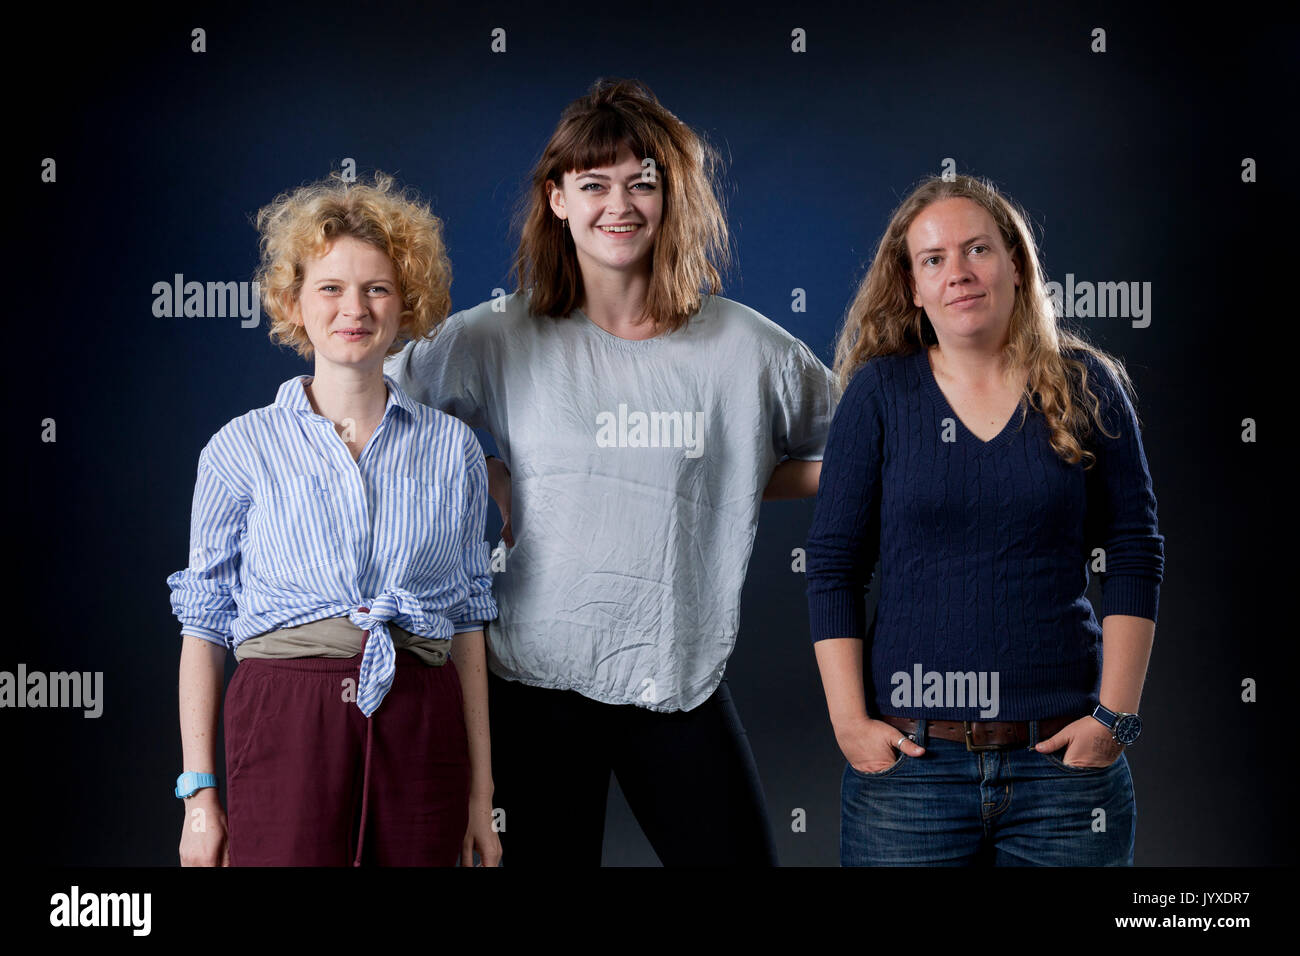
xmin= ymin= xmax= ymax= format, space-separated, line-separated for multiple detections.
xmin=881 ymin=714 xmax=1076 ymax=752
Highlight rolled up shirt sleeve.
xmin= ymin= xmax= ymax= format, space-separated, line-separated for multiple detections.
xmin=805 ymin=362 xmax=884 ymax=642
xmin=1082 ymin=354 xmax=1165 ymax=622
xmin=166 ymin=450 xmax=247 ymax=647
xmin=448 ymin=428 xmax=498 ymax=631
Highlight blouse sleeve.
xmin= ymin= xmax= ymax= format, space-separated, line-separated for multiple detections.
xmin=805 ymin=362 xmax=885 ymax=642
xmin=385 ymin=310 xmax=488 ymax=430
xmin=772 ymin=338 xmax=839 ymax=461
xmin=1081 ymin=354 xmax=1165 ymax=623
xmin=165 ymin=449 xmax=247 ymax=647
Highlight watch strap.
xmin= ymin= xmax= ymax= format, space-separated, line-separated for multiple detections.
xmin=175 ymin=771 xmax=217 ymax=799
xmin=1091 ymin=704 xmax=1118 ymax=730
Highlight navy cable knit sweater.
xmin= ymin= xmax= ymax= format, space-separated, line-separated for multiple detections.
xmin=805 ymin=347 xmax=1164 ymax=721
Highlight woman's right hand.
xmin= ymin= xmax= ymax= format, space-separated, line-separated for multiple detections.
xmin=178 ymin=789 xmax=229 ymax=867
xmin=835 ymin=715 xmax=926 ymax=773
xmin=485 ymin=457 xmax=514 ymax=547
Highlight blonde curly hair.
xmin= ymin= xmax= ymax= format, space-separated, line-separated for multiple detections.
xmin=255 ymin=171 xmax=451 ymax=358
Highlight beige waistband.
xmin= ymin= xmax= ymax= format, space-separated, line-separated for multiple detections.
xmin=235 ymin=616 xmax=451 ymax=666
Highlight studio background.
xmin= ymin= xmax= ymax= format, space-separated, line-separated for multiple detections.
xmin=6 ymin=1 xmax=1288 ymax=865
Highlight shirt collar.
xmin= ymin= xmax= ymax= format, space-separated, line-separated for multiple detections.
xmin=274 ymin=374 xmax=420 ymax=422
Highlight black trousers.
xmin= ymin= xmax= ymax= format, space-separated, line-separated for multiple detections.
xmin=487 ymin=671 xmax=778 ymax=866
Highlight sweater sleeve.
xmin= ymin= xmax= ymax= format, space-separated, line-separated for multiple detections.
xmin=805 ymin=361 xmax=885 ymax=641
xmin=1081 ymin=354 xmax=1164 ymax=623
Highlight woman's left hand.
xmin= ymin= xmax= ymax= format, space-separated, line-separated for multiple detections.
xmin=461 ymin=793 xmax=502 ymax=867
xmin=1035 ymin=716 xmax=1124 ymax=768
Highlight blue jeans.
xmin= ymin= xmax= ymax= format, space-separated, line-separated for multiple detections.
xmin=841 ymin=719 xmax=1135 ymax=866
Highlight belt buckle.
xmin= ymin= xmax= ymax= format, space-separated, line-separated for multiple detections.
xmin=963 ymin=721 xmax=1000 ymax=752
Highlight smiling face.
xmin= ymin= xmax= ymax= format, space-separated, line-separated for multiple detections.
xmin=292 ymin=235 xmax=406 ymax=376
xmin=906 ymin=197 xmax=1021 ymax=348
xmin=546 ymin=143 xmax=663 ymax=280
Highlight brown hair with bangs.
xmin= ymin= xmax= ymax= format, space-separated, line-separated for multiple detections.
xmin=514 ymin=78 xmax=731 ymax=333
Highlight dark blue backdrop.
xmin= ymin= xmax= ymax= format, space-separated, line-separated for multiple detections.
xmin=6 ymin=0 xmax=1289 ymax=866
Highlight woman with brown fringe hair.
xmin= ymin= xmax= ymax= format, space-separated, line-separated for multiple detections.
xmin=387 ymin=78 xmax=838 ymax=866
xmin=805 ymin=174 xmax=1164 ymax=866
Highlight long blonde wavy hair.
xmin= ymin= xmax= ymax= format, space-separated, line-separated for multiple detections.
xmin=833 ymin=174 xmax=1137 ymax=469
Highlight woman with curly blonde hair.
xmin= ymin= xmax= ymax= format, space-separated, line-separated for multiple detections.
xmin=806 ymin=174 xmax=1164 ymax=866
xmin=168 ymin=172 xmax=500 ymax=866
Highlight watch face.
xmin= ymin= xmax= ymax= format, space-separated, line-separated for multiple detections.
xmin=1114 ymin=714 xmax=1142 ymax=745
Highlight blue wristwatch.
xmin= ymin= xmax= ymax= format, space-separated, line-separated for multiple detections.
xmin=175 ymin=771 xmax=218 ymax=799
xmin=1091 ymin=704 xmax=1142 ymax=746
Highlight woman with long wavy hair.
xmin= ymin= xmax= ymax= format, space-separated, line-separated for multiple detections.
xmin=806 ymin=173 xmax=1164 ymax=866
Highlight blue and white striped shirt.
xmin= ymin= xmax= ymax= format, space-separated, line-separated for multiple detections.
xmin=166 ymin=373 xmax=498 ymax=716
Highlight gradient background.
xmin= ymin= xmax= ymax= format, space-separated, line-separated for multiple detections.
xmin=6 ymin=0 xmax=1290 ymax=865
